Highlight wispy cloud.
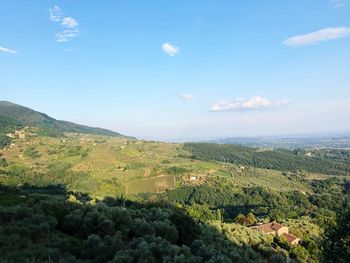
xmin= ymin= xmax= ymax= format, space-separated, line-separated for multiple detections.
xmin=210 ymin=96 xmax=289 ymax=112
xmin=61 ymin=17 xmax=78 ymax=28
xmin=283 ymin=27 xmax=350 ymax=47
xmin=179 ymin=93 xmax=193 ymax=101
xmin=49 ymin=5 xmax=63 ymax=22
xmin=330 ymin=0 xmax=345 ymax=8
xmin=0 ymin=46 xmax=18 ymax=54
xmin=162 ymin=43 xmax=179 ymax=56
xmin=49 ymin=5 xmax=80 ymax=42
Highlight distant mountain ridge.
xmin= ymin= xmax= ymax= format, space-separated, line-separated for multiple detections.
xmin=0 ymin=101 xmax=128 ymax=137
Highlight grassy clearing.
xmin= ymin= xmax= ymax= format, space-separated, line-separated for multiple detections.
xmin=214 ymin=164 xmax=311 ymax=193
xmin=125 ymin=174 xmax=176 ymax=195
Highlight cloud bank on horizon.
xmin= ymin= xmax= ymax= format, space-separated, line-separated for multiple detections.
xmin=210 ymin=97 xmax=289 ymax=112
xmin=49 ymin=5 xmax=80 ymax=42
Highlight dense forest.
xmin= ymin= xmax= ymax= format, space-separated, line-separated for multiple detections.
xmin=0 ymin=185 xmax=298 ymax=263
xmin=163 ymin=176 xmax=349 ymax=223
xmin=1 ymin=182 xmax=349 ymax=262
xmin=184 ymin=143 xmax=350 ymax=176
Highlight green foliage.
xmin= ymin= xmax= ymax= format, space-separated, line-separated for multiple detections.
xmin=274 ymin=235 xmax=318 ymax=263
xmin=36 ymin=127 xmax=63 ymax=137
xmin=234 ymin=212 xmax=257 ymax=226
xmin=0 ymin=114 xmax=349 ymax=262
xmin=164 ymin=181 xmax=321 ymax=220
xmin=246 ymin=212 xmax=257 ymax=225
xmin=233 ymin=212 xmax=257 ymax=226
xmin=0 ymin=114 xmax=21 ymax=152
xmin=290 ymin=245 xmax=310 ymax=262
xmin=0 ymin=158 xmax=8 ymax=168
xmin=0 ymin=134 xmax=11 ymax=148
xmin=185 ymin=143 xmax=350 ymax=175
xmin=234 ymin=213 xmax=247 ymax=225
xmin=323 ymin=204 xmax=350 ymax=262
xmin=165 ymin=166 xmax=190 ymax=175
xmin=0 ymin=101 xmax=127 ymax=137
xmin=0 ymin=115 xmax=23 ymax=134
xmin=185 ymin=204 xmax=216 ymax=220
xmin=0 ymin=187 xmax=293 ymax=262
xmin=8 ymin=164 xmax=30 ymax=177
xmin=24 ymin=146 xmax=42 ymax=158
xmin=0 ymin=192 xmax=25 ymax=206
xmin=216 ymin=209 xmax=222 ymax=221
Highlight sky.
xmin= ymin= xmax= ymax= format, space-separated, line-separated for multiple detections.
xmin=1 ymin=0 xmax=350 ymax=141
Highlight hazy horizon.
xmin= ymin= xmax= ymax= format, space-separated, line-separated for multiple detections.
xmin=1 ymin=1 xmax=350 ymax=140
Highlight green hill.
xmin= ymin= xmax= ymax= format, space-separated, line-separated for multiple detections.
xmin=0 ymin=101 xmax=128 ymax=137
xmin=184 ymin=143 xmax=350 ymax=176
xmin=1 ymin=102 xmax=350 ymax=262
xmin=1 ymin=122 xmax=350 ymax=262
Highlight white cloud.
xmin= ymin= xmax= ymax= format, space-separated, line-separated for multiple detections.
xmin=283 ymin=27 xmax=350 ymax=47
xmin=49 ymin=5 xmax=63 ymax=22
xmin=210 ymin=96 xmax=289 ymax=112
xmin=162 ymin=43 xmax=179 ymax=56
xmin=49 ymin=6 xmax=80 ymax=42
xmin=61 ymin=17 xmax=78 ymax=28
xmin=179 ymin=93 xmax=194 ymax=101
xmin=330 ymin=0 xmax=345 ymax=8
xmin=0 ymin=46 xmax=18 ymax=54
xmin=56 ymin=29 xmax=80 ymax=42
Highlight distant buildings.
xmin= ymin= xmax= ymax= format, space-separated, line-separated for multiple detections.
xmin=250 ymin=221 xmax=300 ymax=245
xmin=16 ymin=130 xmax=26 ymax=139
xmin=5 ymin=133 xmax=15 ymax=138
xmin=6 ymin=130 xmax=26 ymax=139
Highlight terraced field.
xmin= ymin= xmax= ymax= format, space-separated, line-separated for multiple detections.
xmin=0 ymin=128 xmax=335 ymax=199
xmin=125 ymin=174 xmax=176 ymax=195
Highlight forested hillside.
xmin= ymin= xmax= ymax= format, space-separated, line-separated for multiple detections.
xmin=0 ymin=185 xmax=301 ymax=263
xmin=0 ymin=101 xmax=127 ymax=137
xmin=184 ymin=143 xmax=350 ymax=176
xmin=0 ymin=115 xmax=24 ymax=148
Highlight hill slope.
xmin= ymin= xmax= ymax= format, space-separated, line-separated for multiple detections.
xmin=0 ymin=101 xmax=127 ymax=137
xmin=184 ymin=143 xmax=350 ymax=176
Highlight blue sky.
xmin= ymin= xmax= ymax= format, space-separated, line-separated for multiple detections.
xmin=1 ymin=1 xmax=350 ymax=140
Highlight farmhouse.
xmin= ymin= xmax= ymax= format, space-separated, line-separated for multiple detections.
xmin=281 ymin=233 xmax=301 ymax=245
xmin=250 ymin=221 xmax=300 ymax=245
xmin=13 ymin=130 xmax=26 ymax=139
xmin=6 ymin=133 xmax=15 ymax=138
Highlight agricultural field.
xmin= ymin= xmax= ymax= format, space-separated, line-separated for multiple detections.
xmin=0 ymin=128 xmax=326 ymax=198
xmin=0 ymin=129 xmax=219 ymax=198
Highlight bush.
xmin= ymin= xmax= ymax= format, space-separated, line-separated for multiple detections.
xmin=24 ymin=146 xmax=41 ymax=158
xmin=0 ymin=134 xmax=11 ymax=148
xmin=0 ymin=158 xmax=8 ymax=167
